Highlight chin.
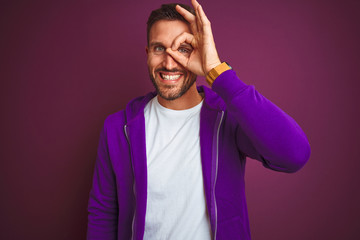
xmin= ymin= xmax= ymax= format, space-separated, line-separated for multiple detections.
xmin=158 ymin=86 xmax=185 ymax=101
xmin=149 ymin=70 xmax=197 ymax=101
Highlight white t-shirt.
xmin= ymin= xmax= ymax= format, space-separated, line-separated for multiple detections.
xmin=143 ymin=96 xmax=211 ymax=240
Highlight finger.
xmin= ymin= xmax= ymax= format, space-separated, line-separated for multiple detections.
xmin=175 ymin=5 xmax=198 ymax=33
xmin=197 ymin=4 xmax=211 ymax=27
xmin=195 ymin=5 xmax=202 ymax=32
xmin=171 ymin=32 xmax=195 ymax=51
xmin=166 ymin=48 xmax=189 ymax=68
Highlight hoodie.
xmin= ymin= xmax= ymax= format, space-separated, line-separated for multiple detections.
xmin=87 ymin=70 xmax=311 ymax=239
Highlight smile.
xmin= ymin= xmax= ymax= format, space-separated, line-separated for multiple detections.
xmin=160 ymin=73 xmax=181 ymax=80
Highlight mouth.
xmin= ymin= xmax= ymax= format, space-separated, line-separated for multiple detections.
xmin=158 ymin=71 xmax=183 ymax=83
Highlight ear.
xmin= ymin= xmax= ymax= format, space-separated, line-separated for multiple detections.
xmin=145 ymin=46 xmax=149 ymax=56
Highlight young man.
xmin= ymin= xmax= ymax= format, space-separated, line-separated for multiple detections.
xmin=87 ymin=0 xmax=311 ymax=239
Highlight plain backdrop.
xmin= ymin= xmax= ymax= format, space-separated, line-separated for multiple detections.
xmin=1 ymin=0 xmax=359 ymax=239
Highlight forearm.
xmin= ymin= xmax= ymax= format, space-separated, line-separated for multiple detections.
xmin=212 ymin=70 xmax=311 ymax=172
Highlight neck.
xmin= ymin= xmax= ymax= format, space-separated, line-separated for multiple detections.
xmin=157 ymin=84 xmax=203 ymax=110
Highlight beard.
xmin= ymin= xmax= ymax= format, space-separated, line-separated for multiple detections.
xmin=149 ymin=67 xmax=197 ymax=101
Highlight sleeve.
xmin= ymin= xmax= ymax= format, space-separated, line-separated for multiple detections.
xmin=212 ymin=70 xmax=311 ymax=173
xmin=87 ymin=122 xmax=118 ymax=240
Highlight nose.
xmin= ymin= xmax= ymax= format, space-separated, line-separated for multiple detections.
xmin=163 ymin=52 xmax=178 ymax=70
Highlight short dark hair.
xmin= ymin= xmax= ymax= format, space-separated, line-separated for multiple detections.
xmin=147 ymin=3 xmax=195 ymax=45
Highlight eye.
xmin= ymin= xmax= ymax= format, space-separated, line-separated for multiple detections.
xmin=178 ymin=48 xmax=189 ymax=53
xmin=178 ymin=47 xmax=192 ymax=56
xmin=154 ymin=46 xmax=165 ymax=53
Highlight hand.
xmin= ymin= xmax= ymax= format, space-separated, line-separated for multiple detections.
xmin=166 ymin=0 xmax=221 ymax=76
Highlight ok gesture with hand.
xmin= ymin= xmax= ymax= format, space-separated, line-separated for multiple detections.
xmin=166 ymin=0 xmax=221 ymax=76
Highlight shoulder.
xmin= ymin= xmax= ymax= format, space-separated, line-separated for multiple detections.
xmin=199 ymin=85 xmax=227 ymax=111
xmin=104 ymin=110 xmax=126 ymax=128
xmin=98 ymin=110 xmax=126 ymax=139
xmin=103 ymin=91 xmax=157 ymax=130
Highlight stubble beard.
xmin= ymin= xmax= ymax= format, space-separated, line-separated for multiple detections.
xmin=149 ymin=68 xmax=197 ymax=101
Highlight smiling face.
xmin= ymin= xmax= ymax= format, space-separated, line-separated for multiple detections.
xmin=147 ymin=20 xmax=197 ymax=101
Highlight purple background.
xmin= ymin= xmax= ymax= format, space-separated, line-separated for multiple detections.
xmin=1 ymin=0 xmax=359 ymax=239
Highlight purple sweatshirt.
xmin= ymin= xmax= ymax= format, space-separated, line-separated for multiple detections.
xmin=87 ymin=70 xmax=311 ymax=239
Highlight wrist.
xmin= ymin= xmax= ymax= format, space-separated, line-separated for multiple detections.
xmin=205 ymin=60 xmax=222 ymax=75
xmin=206 ymin=62 xmax=232 ymax=86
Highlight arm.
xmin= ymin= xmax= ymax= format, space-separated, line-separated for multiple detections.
xmin=87 ymin=124 xmax=118 ymax=239
xmin=213 ymin=70 xmax=310 ymax=172
xmin=168 ymin=0 xmax=310 ymax=172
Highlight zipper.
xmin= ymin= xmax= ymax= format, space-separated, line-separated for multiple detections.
xmin=124 ymin=124 xmax=136 ymax=240
xmin=213 ymin=111 xmax=224 ymax=240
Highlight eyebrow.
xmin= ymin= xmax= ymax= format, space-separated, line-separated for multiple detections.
xmin=149 ymin=42 xmax=164 ymax=47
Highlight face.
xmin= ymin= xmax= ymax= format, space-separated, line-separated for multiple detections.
xmin=147 ymin=20 xmax=197 ymax=101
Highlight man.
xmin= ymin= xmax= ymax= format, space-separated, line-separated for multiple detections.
xmin=87 ymin=0 xmax=311 ymax=239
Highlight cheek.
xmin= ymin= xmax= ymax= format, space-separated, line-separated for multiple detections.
xmin=147 ymin=55 xmax=162 ymax=71
xmin=146 ymin=57 xmax=152 ymax=69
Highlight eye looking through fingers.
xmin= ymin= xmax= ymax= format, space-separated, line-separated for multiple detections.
xmin=177 ymin=43 xmax=193 ymax=57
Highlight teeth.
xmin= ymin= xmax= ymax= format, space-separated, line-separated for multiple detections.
xmin=161 ymin=74 xmax=181 ymax=80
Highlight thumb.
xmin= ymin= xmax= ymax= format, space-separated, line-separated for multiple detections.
xmin=166 ymin=48 xmax=188 ymax=68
